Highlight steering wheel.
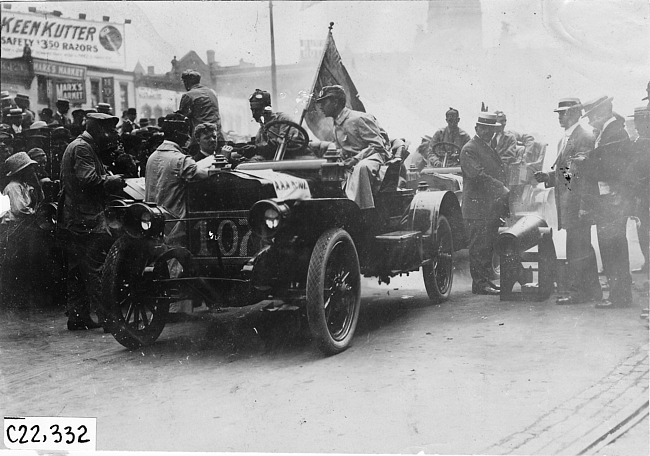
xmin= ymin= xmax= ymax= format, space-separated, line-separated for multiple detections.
xmin=428 ymin=142 xmax=461 ymax=168
xmin=262 ymin=120 xmax=309 ymax=157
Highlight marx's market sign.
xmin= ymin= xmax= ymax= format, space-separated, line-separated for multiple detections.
xmin=1 ymin=11 xmax=126 ymax=70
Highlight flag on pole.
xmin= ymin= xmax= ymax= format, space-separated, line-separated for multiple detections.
xmin=302 ymin=26 xmax=365 ymax=141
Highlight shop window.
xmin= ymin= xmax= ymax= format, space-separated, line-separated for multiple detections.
xmin=120 ymin=83 xmax=129 ymax=112
xmin=37 ymin=75 xmax=50 ymax=105
xmin=90 ymin=79 xmax=101 ymax=108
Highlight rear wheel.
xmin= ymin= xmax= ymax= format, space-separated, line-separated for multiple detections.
xmin=306 ymin=228 xmax=361 ymax=355
xmin=423 ymin=215 xmax=454 ymax=302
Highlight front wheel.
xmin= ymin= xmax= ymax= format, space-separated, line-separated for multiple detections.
xmin=101 ymin=237 xmax=181 ymax=349
xmin=306 ymin=228 xmax=361 ymax=355
xmin=422 ymin=215 xmax=454 ymax=303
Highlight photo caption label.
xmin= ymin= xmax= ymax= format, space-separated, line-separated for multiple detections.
xmin=4 ymin=416 xmax=96 ymax=451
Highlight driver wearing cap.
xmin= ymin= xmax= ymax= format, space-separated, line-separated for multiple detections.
xmin=238 ymin=89 xmax=296 ymax=161
xmin=315 ymin=85 xmax=390 ymax=210
xmin=425 ymin=107 xmax=471 ymax=168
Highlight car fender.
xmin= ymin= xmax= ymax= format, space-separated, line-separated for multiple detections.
xmin=404 ymin=190 xmax=466 ymax=250
xmin=280 ymin=197 xmax=363 ymax=243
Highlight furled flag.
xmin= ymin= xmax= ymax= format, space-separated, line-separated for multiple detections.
xmin=302 ymin=26 xmax=365 ymax=141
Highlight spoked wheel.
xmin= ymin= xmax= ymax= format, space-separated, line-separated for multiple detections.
xmin=429 ymin=142 xmax=461 ymax=168
xmin=306 ymin=228 xmax=361 ymax=355
xmin=262 ymin=120 xmax=309 ymax=158
xmin=102 ymin=237 xmax=187 ymax=349
xmin=423 ymin=215 xmax=454 ymax=303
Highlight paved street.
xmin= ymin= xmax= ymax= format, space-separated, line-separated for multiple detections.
xmin=1 ymin=249 xmax=647 ymax=454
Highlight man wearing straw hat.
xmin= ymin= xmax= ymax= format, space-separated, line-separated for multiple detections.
xmin=535 ymin=98 xmax=601 ymax=305
xmin=460 ymin=112 xmax=509 ymax=295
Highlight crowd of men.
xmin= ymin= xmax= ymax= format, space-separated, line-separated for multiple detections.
xmin=0 ymin=68 xmax=648 ymax=330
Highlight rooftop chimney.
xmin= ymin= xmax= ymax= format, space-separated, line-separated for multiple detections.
xmin=207 ymin=50 xmax=215 ymax=65
xmin=79 ymin=13 xmax=86 ymax=20
xmin=52 ymin=11 xmax=62 ymax=17
xmin=103 ymin=16 xmax=110 ymax=22
xmin=147 ymin=66 xmax=155 ymax=75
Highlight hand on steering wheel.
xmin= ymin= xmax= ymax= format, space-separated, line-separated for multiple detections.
xmin=428 ymin=142 xmax=461 ymax=168
xmin=262 ymin=120 xmax=310 ymax=158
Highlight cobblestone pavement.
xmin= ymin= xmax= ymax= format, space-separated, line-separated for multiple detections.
xmin=0 ymin=252 xmax=648 ymax=453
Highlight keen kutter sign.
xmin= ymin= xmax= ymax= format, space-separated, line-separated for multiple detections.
xmin=1 ymin=11 xmax=126 ymax=70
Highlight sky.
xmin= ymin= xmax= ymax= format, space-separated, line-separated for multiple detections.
xmin=5 ymin=0 xmax=649 ymax=152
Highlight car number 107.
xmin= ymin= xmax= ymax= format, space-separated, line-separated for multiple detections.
xmin=4 ymin=416 xmax=96 ymax=451
xmin=194 ymin=218 xmax=254 ymax=257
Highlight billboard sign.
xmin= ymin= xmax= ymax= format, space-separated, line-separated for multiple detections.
xmin=1 ymin=10 xmax=126 ymax=70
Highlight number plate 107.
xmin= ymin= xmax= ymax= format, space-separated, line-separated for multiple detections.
xmin=192 ymin=218 xmax=258 ymax=258
xmin=4 ymin=416 xmax=96 ymax=451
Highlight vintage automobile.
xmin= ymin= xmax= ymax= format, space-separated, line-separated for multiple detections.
xmin=100 ymin=120 xmax=466 ymax=355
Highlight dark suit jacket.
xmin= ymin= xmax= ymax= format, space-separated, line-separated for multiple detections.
xmin=59 ymin=132 xmax=112 ymax=234
xmin=582 ymin=118 xmax=635 ymax=218
xmin=545 ymin=124 xmax=597 ymax=230
xmin=460 ymin=136 xmax=508 ymax=220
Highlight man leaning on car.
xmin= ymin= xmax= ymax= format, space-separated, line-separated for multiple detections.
xmin=145 ymin=113 xmax=215 ymax=245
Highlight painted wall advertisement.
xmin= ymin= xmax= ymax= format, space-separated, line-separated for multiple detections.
xmin=1 ymin=10 xmax=126 ymax=70
xmin=55 ymin=80 xmax=86 ymax=103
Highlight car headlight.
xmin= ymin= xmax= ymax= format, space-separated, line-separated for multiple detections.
xmin=124 ymin=203 xmax=169 ymax=238
xmin=249 ymin=200 xmax=290 ymax=239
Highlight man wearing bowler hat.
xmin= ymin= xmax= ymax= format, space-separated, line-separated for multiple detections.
xmin=178 ymin=69 xmax=225 ymax=155
xmin=581 ymin=96 xmax=635 ymax=309
xmin=315 ymin=85 xmax=390 ymax=211
xmin=460 ymin=112 xmax=509 ymax=295
xmin=535 ymin=98 xmax=601 ymax=304
xmin=59 ymin=112 xmax=125 ymax=330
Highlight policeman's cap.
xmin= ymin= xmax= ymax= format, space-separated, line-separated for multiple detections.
xmin=315 ymin=85 xmax=347 ymax=103
xmin=86 ymin=112 xmax=119 ymax=126
xmin=554 ymin=98 xmax=582 ymax=112
xmin=249 ymin=89 xmax=272 ymax=108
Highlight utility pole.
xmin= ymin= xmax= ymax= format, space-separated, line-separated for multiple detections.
xmin=269 ymin=0 xmax=278 ymax=105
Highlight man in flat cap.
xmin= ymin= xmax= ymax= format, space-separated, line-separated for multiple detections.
xmin=581 ymin=96 xmax=635 ymax=309
xmin=178 ymin=69 xmax=224 ymax=156
xmin=460 ymin=112 xmax=509 ymax=295
xmin=315 ymin=85 xmax=390 ymax=210
xmin=237 ymin=89 xmax=296 ymax=161
xmin=53 ymin=99 xmax=71 ymax=127
xmin=424 ymin=107 xmax=471 ymax=168
xmin=58 ymin=112 xmax=125 ymax=330
xmin=535 ymin=98 xmax=601 ymax=304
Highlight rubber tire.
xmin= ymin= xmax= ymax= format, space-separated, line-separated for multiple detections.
xmin=306 ymin=228 xmax=361 ymax=355
xmin=422 ymin=215 xmax=454 ymax=303
xmin=101 ymin=236 xmax=169 ymax=349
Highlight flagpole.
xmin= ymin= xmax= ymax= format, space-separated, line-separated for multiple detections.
xmin=299 ymin=22 xmax=334 ymax=126
xmin=269 ymin=0 xmax=278 ymax=105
